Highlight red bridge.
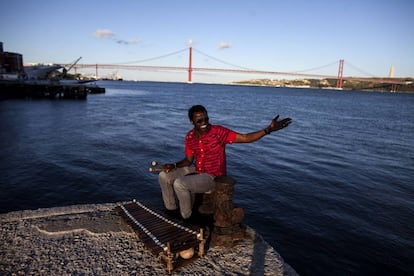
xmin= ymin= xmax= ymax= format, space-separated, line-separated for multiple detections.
xmin=68 ymin=47 xmax=409 ymax=90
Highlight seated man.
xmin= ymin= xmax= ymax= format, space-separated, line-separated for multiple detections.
xmin=159 ymin=105 xmax=291 ymax=219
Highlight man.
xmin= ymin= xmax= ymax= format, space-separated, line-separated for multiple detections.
xmin=159 ymin=105 xmax=292 ymax=220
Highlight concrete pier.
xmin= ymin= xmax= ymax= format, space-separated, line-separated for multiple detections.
xmin=0 ymin=81 xmax=105 ymax=100
xmin=0 ymin=203 xmax=298 ymax=275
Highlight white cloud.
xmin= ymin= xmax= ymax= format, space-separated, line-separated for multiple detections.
xmin=93 ymin=29 xmax=115 ymax=39
xmin=93 ymin=29 xmax=140 ymax=46
xmin=218 ymin=42 xmax=232 ymax=50
xmin=187 ymin=39 xmax=198 ymax=46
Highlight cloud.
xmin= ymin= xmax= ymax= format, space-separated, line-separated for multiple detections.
xmin=93 ymin=29 xmax=115 ymax=39
xmin=218 ymin=42 xmax=232 ymax=50
xmin=116 ymin=38 xmax=140 ymax=45
xmin=187 ymin=39 xmax=198 ymax=46
xmin=93 ymin=29 xmax=140 ymax=46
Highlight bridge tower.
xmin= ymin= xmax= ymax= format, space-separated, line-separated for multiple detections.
xmin=188 ymin=47 xmax=193 ymax=83
xmin=336 ymin=59 xmax=344 ymax=89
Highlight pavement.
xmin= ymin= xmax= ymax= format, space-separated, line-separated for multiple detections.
xmin=0 ymin=202 xmax=298 ymax=275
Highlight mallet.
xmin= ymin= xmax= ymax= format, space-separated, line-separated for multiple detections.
xmin=149 ymin=160 xmax=164 ymax=172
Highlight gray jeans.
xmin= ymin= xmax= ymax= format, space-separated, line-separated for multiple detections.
xmin=158 ymin=166 xmax=215 ymax=219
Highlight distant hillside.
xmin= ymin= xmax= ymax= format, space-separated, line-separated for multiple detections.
xmin=232 ymin=78 xmax=414 ymax=93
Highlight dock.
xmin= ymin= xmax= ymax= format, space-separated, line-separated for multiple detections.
xmin=0 ymin=202 xmax=298 ymax=275
xmin=0 ymin=80 xmax=105 ymax=100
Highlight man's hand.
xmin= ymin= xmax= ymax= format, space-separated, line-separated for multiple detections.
xmin=163 ymin=163 xmax=176 ymax=173
xmin=265 ymin=115 xmax=292 ymax=133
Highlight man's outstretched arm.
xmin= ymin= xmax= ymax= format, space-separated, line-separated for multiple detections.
xmin=234 ymin=115 xmax=292 ymax=143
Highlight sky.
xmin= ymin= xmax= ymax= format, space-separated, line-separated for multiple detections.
xmin=1 ymin=0 xmax=413 ymax=83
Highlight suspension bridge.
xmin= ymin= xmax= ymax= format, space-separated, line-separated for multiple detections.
xmin=69 ymin=47 xmax=408 ymax=90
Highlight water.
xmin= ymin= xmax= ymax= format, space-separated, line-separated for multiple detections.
xmin=1 ymin=81 xmax=413 ymax=275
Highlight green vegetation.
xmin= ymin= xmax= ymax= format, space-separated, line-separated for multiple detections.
xmin=233 ymin=78 xmax=414 ymax=93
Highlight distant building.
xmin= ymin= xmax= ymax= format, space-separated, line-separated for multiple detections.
xmin=0 ymin=42 xmax=24 ymax=79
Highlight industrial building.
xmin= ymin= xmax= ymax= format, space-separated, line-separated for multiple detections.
xmin=0 ymin=42 xmax=24 ymax=80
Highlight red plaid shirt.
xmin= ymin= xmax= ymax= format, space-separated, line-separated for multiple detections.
xmin=185 ymin=125 xmax=237 ymax=176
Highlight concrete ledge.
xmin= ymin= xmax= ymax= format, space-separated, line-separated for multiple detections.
xmin=0 ymin=202 xmax=297 ymax=275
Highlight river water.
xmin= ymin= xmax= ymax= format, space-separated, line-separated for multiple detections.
xmin=1 ymin=81 xmax=413 ymax=275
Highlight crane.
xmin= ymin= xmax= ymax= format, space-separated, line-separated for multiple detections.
xmin=62 ymin=57 xmax=82 ymax=77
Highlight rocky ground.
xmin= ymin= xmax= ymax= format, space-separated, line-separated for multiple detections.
xmin=0 ymin=202 xmax=297 ymax=275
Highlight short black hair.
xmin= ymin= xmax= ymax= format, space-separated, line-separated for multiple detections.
xmin=188 ymin=105 xmax=207 ymax=120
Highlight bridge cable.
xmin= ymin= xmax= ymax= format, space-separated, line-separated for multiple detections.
xmin=108 ymin=48 xmax=189 ymax=65
xmin=344 ymin=61 xmax=377 ymax=77
xmin=192 ymin=48 xmax=254 ymax=71
xmin=292 ymin=60 xmax=339 ymax=74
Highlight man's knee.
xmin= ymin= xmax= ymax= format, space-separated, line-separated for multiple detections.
xmin=159 ymin=171 xmax=172 ymax=186
xmin=173 ymin=177 xmax=186 ymax=192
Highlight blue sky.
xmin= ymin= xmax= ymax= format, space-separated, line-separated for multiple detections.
xmin=1 ymin=0 xmax=413 ymax=83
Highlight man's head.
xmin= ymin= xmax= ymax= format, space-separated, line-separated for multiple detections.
xmin=188 ymin=105 xmax=207 ymax=121
xmin=188 ymin=105 xmax=210 ymax=132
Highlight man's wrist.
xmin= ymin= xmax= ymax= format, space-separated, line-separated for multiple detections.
xmin=264 ymin=127 xmax=271 ymax=135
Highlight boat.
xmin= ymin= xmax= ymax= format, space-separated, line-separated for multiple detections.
xmin=23 ymin=64 xmax=63 ymax=80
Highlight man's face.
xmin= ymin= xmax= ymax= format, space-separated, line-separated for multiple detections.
xmin=191 ymin=111 xmax=210 ymax=132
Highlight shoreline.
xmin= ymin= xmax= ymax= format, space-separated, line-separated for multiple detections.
xmin=0 ymin=202 xmax=298 ymax=275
